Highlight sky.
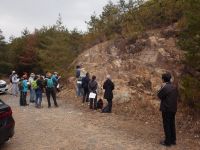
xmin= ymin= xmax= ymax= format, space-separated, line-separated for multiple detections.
xmin=0 ymin=0 xmax=121 ymax=41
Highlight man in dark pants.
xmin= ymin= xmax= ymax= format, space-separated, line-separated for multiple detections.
xmin=82 ymin=72 xmax=90 ymax=103
xmin=102 ymin=75 xmax=115 ymax=113
xmin=157 ymin=73 xmax=178 ymax=147
xmin=88 ymin=75 xmax=98 ymax=110
xmin=45 ymin=72 xmax=58 ymax=108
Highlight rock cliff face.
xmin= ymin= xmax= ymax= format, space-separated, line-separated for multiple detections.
xmin=72 ymin=26 xmax=184 ymax=109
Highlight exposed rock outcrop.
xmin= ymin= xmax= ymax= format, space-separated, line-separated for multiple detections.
xmin=71 ymin=25 xmax=184 ymax=108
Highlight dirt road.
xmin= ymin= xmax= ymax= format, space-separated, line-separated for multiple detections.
xmin=0 ymin=93 xmax=199 ymax=150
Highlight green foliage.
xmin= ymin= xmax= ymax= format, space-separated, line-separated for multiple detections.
xmin=178 ymin=0 xmax=200 ymax=109
xmin=180 ymin=75 xmax=200 ymax=109
xmin=86 ymin=0 xmax=183 ymax=42
xmin=0 ymin=30 xmax=12 ymax=75
xmin=0 ymin=15 xmax=85 ymax=78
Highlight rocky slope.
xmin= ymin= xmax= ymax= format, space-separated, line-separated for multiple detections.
xmin=72 ymin=24 xmax=184 ymax=110
xmin=63 ymin=24 xmax=200 ymax=140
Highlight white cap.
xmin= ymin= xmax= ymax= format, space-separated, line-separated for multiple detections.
xmin=30 ymin=73 xmax=35 ymax=77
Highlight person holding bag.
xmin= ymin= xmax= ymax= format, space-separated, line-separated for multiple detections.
xmin=88 ymin=75 xmax=98 ymax=110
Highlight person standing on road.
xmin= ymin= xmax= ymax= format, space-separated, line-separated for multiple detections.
xmin=45 ymin=72 xmax=58 ymax=108
xmin=157 ymin=72 xmax=178 ymax=147
xmin=11 ymin=72 xmax=19 ymax=96
xmin=52 ymin=72 xmax=61 ymax=92
xmin=29 ymin=73 xmax=36 ymax=103
xmin=35 ymin=75 xmax=44 ymax=108
xmin=102 ymin=75 xmax=115 ymax=113
xmin=21 ymin=74 xmax=28 ymax=106
xmin=88 ymin=75 xmax=98 ymax=110
xmin=75 ymin=65 xmax=83 ymax=97
xmin=82 ymin=72 xmax=90 ymax=103
xmin=9 ymin=71 xmax=15 ymax=94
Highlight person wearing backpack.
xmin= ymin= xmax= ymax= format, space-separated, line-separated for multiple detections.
xmin=45 ymin=72 xmax=58 ymax=108
xmin=20 ymin=74 xmax=28 ymax=106
xmin=88 ymin=75 xmax=98 ymax=110
xmin=29 ymin=73 xmax=36 ymax=103
xmin=52 ymin=72 xmax=61 ymax=92
xmin=82 ymin=72 xmax=90 ymax=103
xmin=35 ymin=75 xmax=44 ymax=108
xmin=102 ymin=75 xmax=115 ymax=113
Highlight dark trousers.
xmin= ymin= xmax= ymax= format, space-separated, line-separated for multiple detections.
xmin=107 ymin=99 xmax=112 ymax=112
xmin=162 ymin=111 xmax=176 ymax=145
xmin=90 ymin=98 xmax=97 ymax=109
xmin=89 ymin=92 xmax=97 ymax=109
xmin=102 ymin=99 xmax=112 ymax=113
xmin=83 ymin=88 xmax=89 ymax=103
xmin=20 ymin=91 xmax=27 ymax=106
xmin=46 ymin=88 xmax=58 ymax=107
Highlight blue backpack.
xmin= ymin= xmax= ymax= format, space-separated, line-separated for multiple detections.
xmin=47 ymin=78 xmax=54 ymax=88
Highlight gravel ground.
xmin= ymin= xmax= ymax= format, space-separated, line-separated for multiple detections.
xmin=0 ymin=92 xmax=199 ymax=150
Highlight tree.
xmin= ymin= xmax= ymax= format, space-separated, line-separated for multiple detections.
xmin=55 ymin=13 xmax=65 ymax=31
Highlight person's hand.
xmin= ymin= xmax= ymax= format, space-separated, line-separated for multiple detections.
xmin=161 ymin=83 xmax=166 ymax=87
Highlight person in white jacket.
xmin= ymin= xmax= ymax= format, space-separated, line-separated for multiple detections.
xmin=29 ymin=73 xmax=36 ymax=103
xmin=12 ymin=72 xmax=19 ymax=96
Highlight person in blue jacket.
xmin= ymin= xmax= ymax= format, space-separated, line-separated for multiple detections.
xmin=20 ymin=74 xmax=28 ymax=106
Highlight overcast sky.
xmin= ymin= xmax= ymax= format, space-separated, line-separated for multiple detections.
xmin=0 ymin=0 xmax=121 ymax=41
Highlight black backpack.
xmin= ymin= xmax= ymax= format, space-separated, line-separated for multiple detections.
xmin=97 ymin=99 xmax=103 ymax=109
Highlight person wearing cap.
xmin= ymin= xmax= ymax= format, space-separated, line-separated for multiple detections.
xmin=157 ymin=72 xmax=178 ymax=147
xmin=29 ymin=73 xmax=36 ymax=103
xmin=102 ymin=75 xmax=115 ymax=113
xmin=11 ymin=71 xmax=19 ymax=96
xmin=9 ymin=71 xmax=15 ymax=94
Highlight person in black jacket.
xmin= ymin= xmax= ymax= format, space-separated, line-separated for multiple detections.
xmin=102 ymin=75 xmax=114 ymax=113
xmin=88 ymin=75 xmax=98 ymax=109
xmin=82 ymin=72 xmax=90 ymax=103
xmin=157 ymin=73 xmax=178 ymax=147
xmin=35 ymin=75 xmax=44 ymax=108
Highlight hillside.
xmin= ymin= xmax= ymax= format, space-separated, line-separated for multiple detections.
xmin=63 ymin=23 xmax=199 ymax=140
xmin=73 ymin=24 xmax=183 ymax=107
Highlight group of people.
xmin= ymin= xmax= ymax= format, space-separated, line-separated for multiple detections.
xmin=75 ymin=65 xmax=115 ymax=113
xmin=9 ymin=68 xmax=178 ymax=147
xmin=9 ymin=71 xmax=61 ymax=108
xmin=76 ymin=66 xmax=178 ymax=146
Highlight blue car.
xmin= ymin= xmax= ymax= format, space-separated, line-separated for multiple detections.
xmin=0 ymin=99 xmax=15 ymax=145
